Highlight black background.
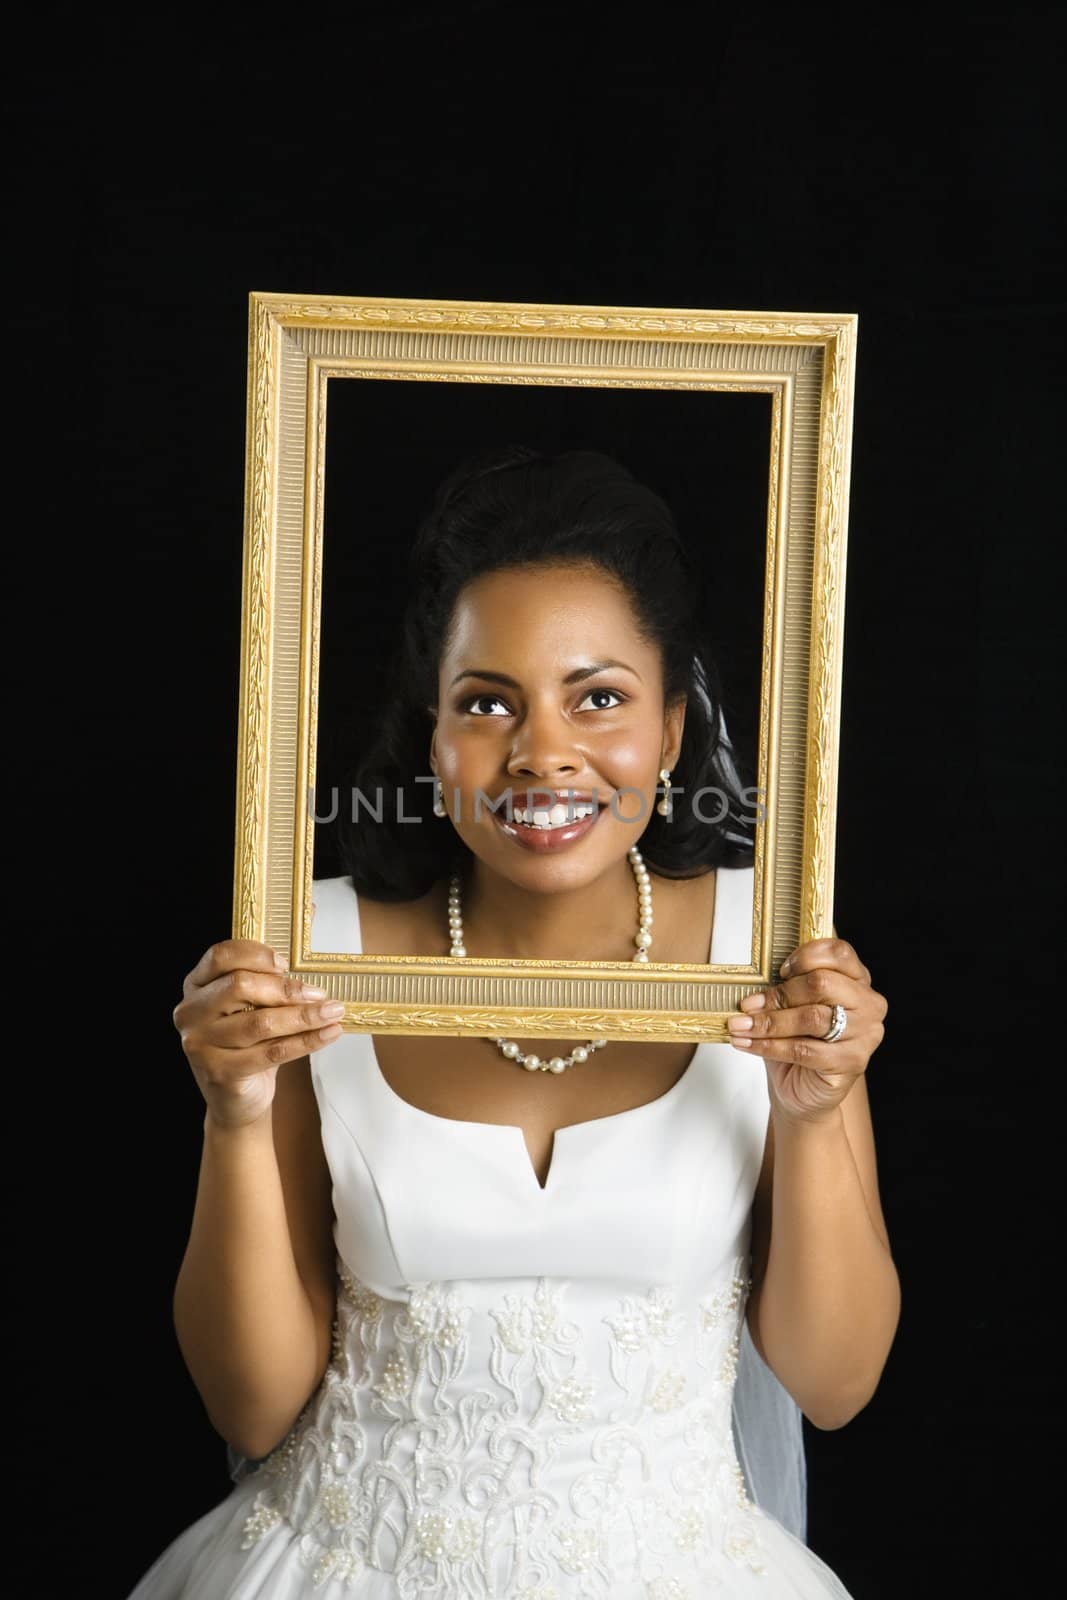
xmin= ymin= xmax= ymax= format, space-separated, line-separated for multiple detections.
xmin=315 ymin=380 xmax=771 ymax=878
xmin=19 ymin=6 xmax=1060 ymax=1595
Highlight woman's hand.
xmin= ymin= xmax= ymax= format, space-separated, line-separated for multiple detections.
xmin=726 ymin=936 xmax=887 ymax=1123
xmin=172 ymin=939 xmax=346 ymax=1129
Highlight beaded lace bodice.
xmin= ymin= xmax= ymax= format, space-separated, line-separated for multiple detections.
xmin=241 ymin=1256 xmax=766 ymax=1597
xmin=239 ymin=869 xmax=777 ymax=1597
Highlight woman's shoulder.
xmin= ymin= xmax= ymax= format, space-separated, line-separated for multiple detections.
xmin=659 ymin=862 xmax=753 ymax=964
xmin=311 ymin=866 xmax=752 ymax=960
xmin=311 ymin=875 xmax=361 ymax=954
xmin=652 ymin=861 xmax=753 ymax=909
xmin=312 ymin=874 xmax=447 ymax=957
xmin=708 ymin=862 xmax=755 ymax=963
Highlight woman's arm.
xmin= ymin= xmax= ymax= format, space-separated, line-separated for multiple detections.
xmin=173 ymin=1057 xmax=338 ymax=1461
xmin=170 ymin=940 xmax=344 ymax=1460
xmin=734 ymin=934 xmax=900 ymax=1430
xmin=746 ymin=1075 xmax=900 ymax=1429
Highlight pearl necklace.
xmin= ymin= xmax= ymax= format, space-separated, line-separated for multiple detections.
xmin=447 ymin=844 xmax=653 ymax=1073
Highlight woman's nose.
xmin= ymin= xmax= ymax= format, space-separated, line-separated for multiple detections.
xmin=506 ymin=705 xmax=581 ymax=777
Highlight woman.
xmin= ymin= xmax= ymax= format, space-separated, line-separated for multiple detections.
xmin=130 ymin=447 xmax=898 ymax=1598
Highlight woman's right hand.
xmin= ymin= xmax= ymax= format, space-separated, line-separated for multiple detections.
xmin=173 ymin=940 xmax=346 ymax=1129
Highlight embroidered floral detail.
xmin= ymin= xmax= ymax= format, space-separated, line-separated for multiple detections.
xmin=605 ymin=1307 xmax=646 ymax=1354
xmin=724 ymin=1521 xmax=767 ymax=1574
xmin=670 ymin=1503 xmax=705 ymax=1552
xmin=643 ymin=1286 xmax=681 ymax=1343
xmin=310 ymin=1545 xmax=364 ymax=1585
xmin=319 ymin=1482 xmax=356 ymax=1528
xmin=548 ymin=1372 xmax=595 ymax=1424
xmin=449 ymin=1516 xmax=479 ymax=1561
xmin=604 ymin=1285 xmax=682 ymax=1356
xmin=490 ymin=1277 xmax=576 ymax=1356
xmin=719 ymin=1333 xmax=741 ymax=1385
xmin=647 ymin=1579 xmax=690 ymax=1599
xmin=649 ymin=1369 xmax=686 ymax=1414
xmin=414 ymin=1509 xmax=478 ymax=1562
xmin=238 ymin=1251 xmax=766 ymax=1595
xmin=373 ymin=1345 xmax=411 ymax=1402
xmin=257 ymin=1431 xmax=298 ymax=1480
xmin=400 ymin=1282 xmax=469 ymax=1350
xmin=239 ymin=1503 xmax=281 ymax=1545
xmin=337 ymin=1261 xmax=379 ymax=1310
xmin=352 ymin=1287 xmax=384 ymax=1322
xmin=698 ymin=1264 xmax=750 ymax=1332
xmin=554 ymin=1522 xmax=600 ymax=1575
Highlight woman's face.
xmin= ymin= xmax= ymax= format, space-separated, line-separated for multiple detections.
xmin=430 ymin=562 xmax=685 ymax=893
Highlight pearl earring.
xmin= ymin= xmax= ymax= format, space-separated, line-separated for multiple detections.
xmin=656 ymin=767 xmax=673 ymax=818
xmin=432 ymin=778 xmax=447 ymax=818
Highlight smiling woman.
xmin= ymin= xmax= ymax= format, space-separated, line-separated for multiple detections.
xmin=329 ymin=445 xmax=759 ymax=932
xmin=434 ymin=565 xmax=690 ymax=924
xmin=132 ymin=445 xmax=895 ymax=1600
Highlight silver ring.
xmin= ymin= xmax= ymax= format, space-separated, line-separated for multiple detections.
xmin=822 ymin=1003 xmax=847 ymax=1043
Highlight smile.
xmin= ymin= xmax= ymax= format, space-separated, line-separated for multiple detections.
xmin=491 ymin=801 xmax=605 ymax=853
xmin=513 ymin=802 xmax=597 ymax=830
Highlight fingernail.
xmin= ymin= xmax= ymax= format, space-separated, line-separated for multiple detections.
xmin=728 ymin=1015 xmax=754 ymax=1032
xmin=318 ymin=1023 xmax=343 ymax=1041
xmin=780 ymin=956 xmax=793 ymax=977
xmin=273 ymin=951 xmax=288 ymax=971
xmin=301 ymin=984 xmax=327 ymax=999
xmin=740 ymin=993 xmax=766 ymax=1011
xmin=321 ymin=1001 xmax=346 ymax=1020
xmin=731 ymin=1038 xmax=752 ymax=1049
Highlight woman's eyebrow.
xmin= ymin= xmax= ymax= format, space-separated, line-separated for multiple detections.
xmin=449 ymin=659 xmax=642 ymax=689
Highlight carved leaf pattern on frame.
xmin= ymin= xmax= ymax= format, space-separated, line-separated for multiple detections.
xmin=262 ymin=299 xmax=850 ymax=342
xmin=318 ymin=1009 xmax=734 ymax=1044
xmin=237 ymin=298 xmax=276 ymax=936
xmin=805 ymin=323 xmax=853 ymax=942
xmin=236 ymin=296 xmax=856 ymax=1034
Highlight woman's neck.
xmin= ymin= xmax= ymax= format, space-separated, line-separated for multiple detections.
xmin=457 ymin=854 xmax=647 ymax=961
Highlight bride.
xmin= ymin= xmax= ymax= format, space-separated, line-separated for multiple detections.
xmin=130 ymin=446 xmax=898 ymax=1597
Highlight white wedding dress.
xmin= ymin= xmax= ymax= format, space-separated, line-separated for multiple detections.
xmin=128 ymin=867 xmax=854 ymax=1598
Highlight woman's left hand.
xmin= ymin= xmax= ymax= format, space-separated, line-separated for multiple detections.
xmin=726 ymin=937 xmax=888 ymax=1123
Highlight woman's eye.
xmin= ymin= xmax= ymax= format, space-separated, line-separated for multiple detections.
xmin=463 ymin=694 xmax=511 ymax=716
xmin=578 ymin=688 xmax=625 ymax=711
xmin=460 ymin=688 xmax=625 ymax=716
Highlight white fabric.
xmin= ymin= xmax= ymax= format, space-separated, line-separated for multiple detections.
xmin=128 ymin=868 xmax=845 ymax=1599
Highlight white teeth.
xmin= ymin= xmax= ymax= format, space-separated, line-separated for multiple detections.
xmin=510 ymin=800 xmax=597 ymax=830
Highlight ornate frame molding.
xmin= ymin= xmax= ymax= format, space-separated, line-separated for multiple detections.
xmin=234 ymin=293 xmax=856 ymax=1043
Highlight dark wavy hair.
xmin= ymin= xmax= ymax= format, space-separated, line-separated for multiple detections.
xmin=331 ymin=445 xmax=757 ymax=899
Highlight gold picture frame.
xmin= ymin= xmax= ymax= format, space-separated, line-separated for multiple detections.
xmin=233 ymin=291 xmax=856 ymax=1045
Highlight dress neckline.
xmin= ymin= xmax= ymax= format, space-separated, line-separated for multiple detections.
xmin=350 ymin=871 xmax=730 ymax=1194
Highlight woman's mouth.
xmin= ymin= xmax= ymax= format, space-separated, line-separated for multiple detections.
xmin=492 ymin=799 xmax=605 ymax=853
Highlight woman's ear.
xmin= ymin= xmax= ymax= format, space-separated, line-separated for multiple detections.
xmin=663 ymin=694 xmax=687 ymax=772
